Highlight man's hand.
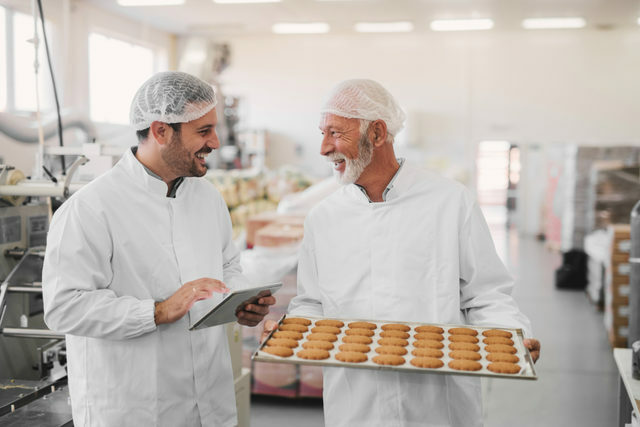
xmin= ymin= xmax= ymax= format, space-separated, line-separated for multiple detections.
xmin=261 ymin=319 xmax=278 ymax=342
xmin=155 ymin=278 xmax=229 ymax=325
xmin=235 ymin=295 xmax=276 ymax=327
xmin=524 ymin=338 xmax=541 ymax=363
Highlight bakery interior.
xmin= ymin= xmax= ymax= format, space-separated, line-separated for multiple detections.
xmin=0 ymin=0 xmax=639 ymax=425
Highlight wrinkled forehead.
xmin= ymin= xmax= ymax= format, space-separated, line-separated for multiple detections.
xmin=318 ymin=112 xmax=358 ymax=130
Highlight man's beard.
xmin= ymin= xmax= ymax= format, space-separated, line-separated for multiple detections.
xmin=327 ymin=133 xmax=373 ymax=185
xmin=161 ymin=131 xmax=208 ymax=178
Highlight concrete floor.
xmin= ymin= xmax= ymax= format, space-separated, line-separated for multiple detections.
xmin=250 ymin=231 xmax=619 ymax=427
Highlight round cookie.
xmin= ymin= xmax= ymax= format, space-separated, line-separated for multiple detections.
xmin=410 ymin=357 xmax=444 ymax=369
xmin=263 ymin=346 xmax=294 ymax=357
xmin=375 ymin=346 xmax=408 ymax=356
xmin=448 ymin=360 xmax=482 ymax=371
xmin=381 ymin=323 xmax=411 ymax=332
xmin=486 ymin=353 xmax=519 ymax=363
xmin=342 ymin=335 xmax=373 ymax=345
xmin=307 ymin=333 xmax=338 ymax=342
xmin=414 ymin=332 xmax=444 ymax=342
xmin=482 ymin=329 xmax=512 ymax=338
xmin=414 ymin=340 xmax=444 ymax=349
xmin=296 ymin=349 xmax=330 ymax=360
xmin=346 ymin=328 xmax=375 ymax=337
xmin=449 ymin=335 xmax=479 ymax=344
xmin=272 ymin=331 xmax=303 ymax=340
xmin=372 ymin=355 xmax=405 ymax=366
xmin=348 ymin=321 xmax=377 ymax=330
xmin=377 ymin=338 xmax=408 ymax=347
xmin=411 ymin=348 xmax=444 ymax=358
xmin=335 ymin=351 xmax=368 ymax=363
xmin=415 ymin=325 xmax=444 ymax=334
xmin=483 ymin=336 xmax=514 ymax=346
xmin=303 ymin=341 xmax=334 ymax=351
xmin=279 ymin=324 xmax=308 ymax=333
xmin=485 ymin=344 xmax=517 ymax=354
xmin=266 ymin=338 xmax=298 ymax=348
xmin=339 ymin=343 xmax=370 ymax=353
xmin=311 ymin=326 xmax=341 ymax=335
xmin=449 ymin=350 xmax=482 ymax=361
xmin=448 ymin=327 xmax=478 ymax=336
xmin=487 ymin=362 xmax=521 ymax=374
xmin=282 ymin=317 xmax=312 ymax=326
xmin=315 ymin=319 xmax=345 ymax=328
xmin=448 ymin=342 xmax=480 ymax=352
xmin=380 ymin=330 xmax=410 ymax=339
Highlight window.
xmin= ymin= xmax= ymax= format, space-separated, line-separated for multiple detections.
xmin=88 ymin=32 xmax=155 ymax=124
xmin=0 ymin=6 xmax=6 ymax=110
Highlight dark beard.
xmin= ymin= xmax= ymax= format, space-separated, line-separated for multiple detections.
xmin=161 ymin=131 xmax=206 ymax=178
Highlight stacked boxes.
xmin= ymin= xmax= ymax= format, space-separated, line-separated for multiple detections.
xmin=246 ymin=212 xmax=305 ymax=248
xmin=605 ymin=225 xmax=631 ymax=347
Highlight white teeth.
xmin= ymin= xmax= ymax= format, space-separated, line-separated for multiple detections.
xmin=196 ymin=153 xmax=209 ymax=159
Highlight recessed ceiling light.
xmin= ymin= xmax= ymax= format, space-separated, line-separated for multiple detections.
xmin=430 ymin=19 xmax=494 ymax=32
xmin=213 ymin=0 xmax=281 ymax=3
xmin=354 ymin=21 xmax=414 ymax=33
xmin=117 ymin=0 xmax=184 ymax=5
xmin=272 ymin=23 xmax=330 ymax=34
xmin=522 ymin=17 xmax=586 ymax=29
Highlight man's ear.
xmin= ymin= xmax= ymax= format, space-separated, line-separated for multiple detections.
xmin=150 ymin=121 xmax=170 ymax=145
xmin=370 ymin=120 xmax=388 ymax=148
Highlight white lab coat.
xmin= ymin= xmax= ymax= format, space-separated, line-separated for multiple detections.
xmin=288 ymin=162 xmax=532 ymax=427
xmin=43 ymin=148 xmax=249 ymax=427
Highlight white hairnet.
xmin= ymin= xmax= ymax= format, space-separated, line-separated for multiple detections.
xmin=320 ymin=79 xmax=406 ymax=136
xmin=129 ymin=71 xmax=217 ymax=131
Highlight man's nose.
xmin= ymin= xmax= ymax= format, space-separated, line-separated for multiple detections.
xmin=320 ymin=135 xmax=333 ymax=156
xmin=208 ymin=131 xmax=221 ymax=150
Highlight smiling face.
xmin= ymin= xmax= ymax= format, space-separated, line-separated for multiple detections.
xmin=161 ymin=107 xmax=220 ymax=178
xmin=319 ymin=113 xmax=373 ymax=185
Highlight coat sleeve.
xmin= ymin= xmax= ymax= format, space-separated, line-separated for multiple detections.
xmin=458 ymin=198 xmax=533 ymax=337
xmin=288 ymin=222 xmax=324 ymax=317
xmin=42 ymin=199 xmax=157 ymax=340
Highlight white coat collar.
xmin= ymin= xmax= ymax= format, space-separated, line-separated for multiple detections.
xmin=348 ymin=157 xmax=410 ymax=203
xmin=121 ymin=146 xmax=176 ymax=197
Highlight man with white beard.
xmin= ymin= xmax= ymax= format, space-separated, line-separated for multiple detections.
xmin=267 ymin=78 xmax=540 ymax=427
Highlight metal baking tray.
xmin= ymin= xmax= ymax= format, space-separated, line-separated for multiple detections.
xmin=252 ymin=315 xmax=537 ymax=380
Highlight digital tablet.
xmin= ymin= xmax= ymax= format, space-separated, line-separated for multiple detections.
xmin=189 ymin=282 xmax=282 ymax=330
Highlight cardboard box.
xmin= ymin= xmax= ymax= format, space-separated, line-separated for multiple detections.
xmin=255 ymin=223 xmax=304 ymax=248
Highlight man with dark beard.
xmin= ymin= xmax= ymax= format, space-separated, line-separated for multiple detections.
xmin=268 ymin=79 xmax=540 ymax=427
xmin=43 ymin=71 xmax=275 ymax=426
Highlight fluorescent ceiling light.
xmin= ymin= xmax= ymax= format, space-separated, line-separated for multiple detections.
xmin=354 ymin=21 xmax=414 ymax=33
xmin=638 ymin=17 xmax=640 ymax=26
xmin=430 ymin=19 xmax=494 ymax=32
xmin=272 ymin=23 xmax=330 ymax=34
xmin=117 ymin=0 xmax=184 ymax=5
xmin=213 ymin=0 xmax=281 ymax=3
xmin=522 ymin=17 xmax=586 ymax=29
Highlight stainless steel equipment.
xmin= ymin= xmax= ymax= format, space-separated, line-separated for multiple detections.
xmin=629 ymin=200 xmax=640 ymax=346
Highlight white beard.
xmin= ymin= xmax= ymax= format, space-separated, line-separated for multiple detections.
xmin=327 ymin=135 xmax=373 ymax=185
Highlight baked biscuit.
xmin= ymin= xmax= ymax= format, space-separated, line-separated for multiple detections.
xmin=485 ymin=344 xmax=517 ymax=354
xmin=335 ymin=351 xmax=368 ymax=363
xmin=415 ymin=325 xmax=444 ymax=334
xmin=311 ymin=326 xmax=341 ymax=335
xmin=448 ymin=342 xmax=480 ymax=352
xmin=448 ymin=335 xmax=479 ymax=344
xmin=302 ymin=341 xmax=334 ymax=351
xmin=377 ymin=338 xmax=409 ymax=347
xmin=345 ymin=328 xmax=375 ymax=337
xmin=487 ymin=362 xmax=521 ymax=374
xmin=307 ymin=333 xmax=338 ymax=342
xmin=410 ymin=357 xmax=444 ymax=369
xmin=348 ymin=321 xmax=377 ymax=330
xmin=482 ymin=329 xmax=512 ymax=338
xmin=448 ymin=360 xmax=482 ymax=371
xmin=263 ymin=346 xmax=294 ymax=357
xmin=448 ymin=327 xmax=478 ymax=336
xmin=266 ymin=338 xmax=298 ymax=348
xmin=315 ymin=319 xmax=345 ymax=328
xmin=272 ymin=331 xmax=303 ymax=340
xmin=375 ymin=346 xmax=408 ymax=356
xmin=381 ymin=323 xmax=411 ymax=332
xmin=483 ymin=337 xmax=514 ymax=346
xmin=282 ymin=317 xmax=312 ymax=326
xmin=372 ymin=355 xmax=405 ymax=366
xmin=279 ymin=324 xmax=308 ymax=333
xmin=380 ymin=330 xmax=410 ymax=339
xmin=449 ymin=350 xmax=482 ymax=361
xmin=339 ymin=343 xmax=370 ymax=353
xmin=411 ymin=348 xmax=444 ymax=358
xmin=414 ymin=340 xmax=444 ymax=349
xmin=414 ymin=332 xmax=444 ymax=342
xmin=342 ymin=335 xmax=373 ymax=345
xmin=486 ymin=353 xmax=520 ymax=363
xmin=296 ymin=349 xmax=330 ymax=360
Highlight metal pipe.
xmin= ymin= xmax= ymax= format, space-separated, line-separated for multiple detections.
xmin=1 ymin=328 xmax=64 ymax=339
xmin=7 ymin=286 xmax=42 ymax=293
xmin=0 ymin=182 xmax=84 ymax=197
